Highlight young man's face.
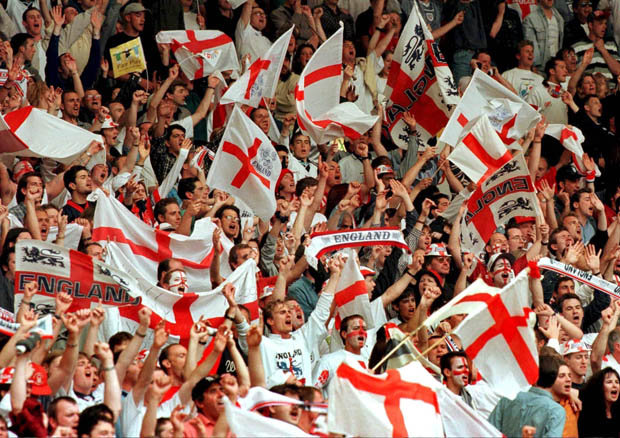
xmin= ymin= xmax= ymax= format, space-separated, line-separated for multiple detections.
xmin=446 ymin=356 xmax=469 ymax=389
xmin=565 ymin=351 xmax=589 ymax=379
xmin=342 ymin=317 xmax=367 ymax=350
xmin=561 ymin=298 xmax=584 ymax=327
xmin=267 ymin=303 xmax=293 ymax=335
xmin=551 ymin=365 xmax=572 ymax=398
xmin=23 ymin=10 xmax=43 ymax=36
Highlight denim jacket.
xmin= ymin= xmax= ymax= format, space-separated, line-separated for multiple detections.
xmin=523 ymin=8 xmax=565 ymax=70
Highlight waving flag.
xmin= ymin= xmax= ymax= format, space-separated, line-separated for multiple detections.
xmin=225 ymin=398 xmax=311 ymax=437
xmin=156 ymin=30 xmax=240 ymax=80
xmin=448 ymin=114 xmax=513 ymax=184
xmin=221 ymin=27 xmax=294 ymax=107
xmin=206 ymin=106 xmax=281 ymax=220
xmin=455 ymin=270 xmax=538 ymax=399
xmin=545 ymin=124 xmax=601 ymax=176
xmin=384 ymin=0 xmax=458 ymax=149
xmin=91 ymin=190 xmax=216 ymax=290
xmin=460 ymin=154 xmax=541 ymax=255
xmin=0 ymin=106 xmax=103 ymax=164
xmin=334 ymin=252 xmax=372 ymax=330
xmin=295 ymin=27 xmax=377 ymax=143
xmin=440 ymin=70 xmax=541 ymax=147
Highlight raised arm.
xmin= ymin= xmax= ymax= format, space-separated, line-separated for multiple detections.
xmin=133 ymin=321 xmax=169 ymax=405
xmin=116 ymin=307 xmax=150 ymax=384
xmin=94 ymin=342 xmax=122 ymax=420
xmin=590 ymin=303 xmax=620 ymax=373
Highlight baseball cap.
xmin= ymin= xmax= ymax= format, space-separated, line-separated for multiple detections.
xmin=376 ymin=164 xmax=395 ymax=176
xmin=587 ymin=10 xmax=610 ymax=21
xmin=560 ymin=339 xmax=591 ymax=356
xmin=425 ymin=243 xmax=451 ymax=257
xmin=0 ymin=364 xmax=52 ymax=395
xmin=487 ymin=252 xmax=515 ymax=272
xmin=191 ymin=375 xmax=221 ymax=401
xmin=556 ymin=164 xmax=582 ymax=182
xmin=122 ymin=2 xmax=147 ymax=16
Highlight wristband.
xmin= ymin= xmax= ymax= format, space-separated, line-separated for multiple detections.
xmin=102 ymin=365 xmax=115 ymax=372
xmin=199 ymin=341 xmax=207 ymax=345
xmin=275 ymin=211 xmax=289 ymax=222
xmin=136 ymin=331 xmax=147 ymax=338
xmin=586 ymin=170 xmax=596 ymax=183
xmin=405 ymin=270 xmax=416 ymax=278
xmin=66 ymin=342 xmax=78 ymax=348
xmin=528 ymin=260 xmax=541 ymax=279
xmin=541 ymin=241 xmax=549 ymax=245
xmin=592 ymin=272 xmax=601 ymax=276
xmin=21 ymin=300 xmax=31 ymax=306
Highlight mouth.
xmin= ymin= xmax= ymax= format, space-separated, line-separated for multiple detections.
xmin=572 ymin=315 xmax=580 ymax=324
xmin=289 ymin=407 xmax=300 ymax=422
xmin=611 ymin=389 xmax=619 ymax=399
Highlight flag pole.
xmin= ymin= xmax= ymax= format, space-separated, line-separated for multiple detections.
xmin=412 ymin=330 xmax=455 ymax=362
xmin=370 ymin=323 xmax=428 ymax=372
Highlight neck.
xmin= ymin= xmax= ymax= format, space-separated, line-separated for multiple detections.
xmin=183 ymin=5 xmax=190 ymax=11
xmin=31 ymin=34 xmax=42 ymax=42
xmin=587 ymin=112 xmax=599 ymax=123
xmin=63 ymin=114 xmax=78 ymax=124
xmin=446 ymin=382 xmax=461 ymax=396
xmin=570 ymin=374 xmax=583 ymax=384
xmin=219 ymin=6 xmax=232 ymax=17
xmin=518 ymin=64 xmax=532 ymax=71
xmin=71 ymin=192 xmax=88 ymax=204
xmin=124 ymin=27 xmax=139 ymax=37
xmin=345 ymin=345 xmax=362 ymax=355
xmin=271 ymin=327 xmax=292 ymax=339
xmin=543 ymin=6 xmax=553 ymax=17
xmin=536 ymin=386 xmax=554 ymax=395
xmin=74 ymin=383 xmax=92 ymax=395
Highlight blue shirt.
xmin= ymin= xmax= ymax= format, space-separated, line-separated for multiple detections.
xmin=489 ymin=387 xmax=566 ymax=438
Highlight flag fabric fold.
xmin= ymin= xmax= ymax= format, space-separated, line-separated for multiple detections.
xmin=383 ymin=0 xmax=458 ymax=149
xmin=295 ymin=27 xmax=377 ymax=143
xmin=221 ymin=27 xmax=294 ymax=107
xmin=545 ymin=124 xmax=601 ymax=176
xmin=206 ymin=106 xmax=281 ymax=220
xmin=333 ymin=252 xmax=372 ymax=330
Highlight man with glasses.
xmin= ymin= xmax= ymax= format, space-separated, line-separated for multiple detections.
xmin=236 ymin=0 xmax=272 ymax=62
xmin=80 ymin=89 xmax=102 ymax=125
xmin=564 ymin=0 xmax=593 ymax=46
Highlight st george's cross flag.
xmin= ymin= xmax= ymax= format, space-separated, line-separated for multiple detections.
xmin=383 ymin=0 xmax=458 ymax=149
xmin=448 ymin=114 xmax=513 ymax=184
xmin=545 ymin=124 xmax=601 ymax=177
xmin=455 ymin=270 xmax=539 ymax=399
xmin=295 ymin=27 xmax=378 ymax=143
xmin=333 ymin=252 xmax=372 ymax=331
xmin=0 ymin=106 xmax=103 ymax=164
xmin=156 ymin=30 xmax=240 ymax=80
xmin=440 ymin=69 xmax=541 ymax=147
xmin=221 ymin=27 xmax=294 ymax=107
xmin=207 ymin=105 xmax=281 ymax=220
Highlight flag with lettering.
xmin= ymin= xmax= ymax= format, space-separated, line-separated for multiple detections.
xmin=109 ymin=38 xmax=147 ymax=78
xmin=383 ymin=0 xmax=458 ymax=149
xmin=0 ymin=106 xmax=103 ymax=164
xmin=545 ymin=124 xmax=601 ymax=177
xmin=91 ymin=190 xmax=216 ymax=290
xmin=156 ymin=30 xmax=240 ymax=80
xmin=221 ymin=27 xmax=294 ymax=107
xmin=295 ymin=27 xmax=378 ymax=143
xmin=448 ymin=114 xmax=513 ymax=184
xmin=206 ymin=105 xmax=281 ymax=220
xmin=460 ymin=154 xmax=541 ymax=256
xmin=455 ymin=270 xmax=538 ymax=399
xmin=440 ymin=69 xmax=541 ymax=147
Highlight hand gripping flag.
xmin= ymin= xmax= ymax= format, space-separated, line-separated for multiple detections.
xmin=295 ymin=27 xmax=378 ymax=143
xmin=545 ymin=124 xmax=601 ymax=177
xmin=0 ymin=106 xmax=103 ymax=164
xmin=206 ymin=105 xmax=281 ymax=220
xmin=440 ymin=69 xmax=541 ymax=147
xmin=221 ymin=27 xmax=294 ymax=107
xmin=455 ymin=270 xmax=538 ymax=399
xmin=448 ymin=114 xmax=513 ymax=184
xmin=156 ymin=31 xmax=240 ymax=80
xmin=460 ymin=154 xmax=542 ymax=256
xmin=383 ymin=0 xmax=458 ymax=149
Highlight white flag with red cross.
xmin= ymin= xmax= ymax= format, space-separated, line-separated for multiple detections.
xmin=460 ymin=154 xmax=542 ymax=256
xmin=0 ymin=106 xmax=103 ymax=164
xmin=333 ymin=251 xmax=373 ymax=331
xmin=295 ymin=27 xmax=378 ymax=143
xmin=206 ymin=105 xmax=281 ymax=220
xmin=506 ymin=0 xmax=538 ymax=21
xmin=455 ymin=270 xmax=538 ymax=399
xmin=448 ymin=114 xmax=513 ymax=184
xmin=383 ymin=0 xmax=458 ymax=149
xmin=156 ymin=30 xmax=240 ymax=80
xmin=221 ymin=27 xmax=294 ymax=107
xmin=14 ymin=239 xmax=258 ymax=342
xmin=545 ymin=124 xmax=601 ymax=177
xmin=91 ymin=189 xmax=217 ymax=290
xmin=440 ymin=69 xmax=541 ymax=147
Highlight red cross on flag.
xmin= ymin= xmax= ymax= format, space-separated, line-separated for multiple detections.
xmin=0 ymin=106 xmax=103 ymax=164
xmin=506 ymin=0 xmax=538 ymax=21
xmin=156 ymin=30 xmax=240 ymax=80
xmin=455 ymin=270 xmax=538 ymax=399
xmin=91 ymin=190 xmax=216 ymax=290
xmin=295 ymin=27 xmax=378 ymax=143
xmin=440 ymin=70 xmax=541 ymax=147
xmin=221 ymin=27 xmax=294 ymax=107
xmin=207 ymin=106 xmax=281 ymax=220
xmin=545 ymin=124 xmax=601 ymax=177
xmin=333 ymin=251 xmax=373 ymax=331
xmin=383 ymin=0 xmax=458 ymax=149
xmin=460 ymin=154 xmax=541 ymax=256
xmin=448 ymin=114 xmax=513 ymax=184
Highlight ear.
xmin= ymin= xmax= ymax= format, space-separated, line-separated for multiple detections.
xmin=69 ymin=181 xmax=77 ymax=192
xmin=161 ymin=358 xmax=171 ymax=370
xmin=266 ymin=317 xmax=274 ymax=328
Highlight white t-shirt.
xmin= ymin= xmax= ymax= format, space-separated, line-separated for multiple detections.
xmin=502 ymin=68 xmax=544 ymax=102
xmin=57 ymin=381 xmax=104 ymax=412
xmin=119 ymin=392 xmax=146 ymax=437
xmin=235 ymin=21 xmax=271 ymax=63
xmin=312 ymin=349 xmax=367 ymax=395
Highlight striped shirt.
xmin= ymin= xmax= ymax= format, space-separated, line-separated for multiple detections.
xmin=572 ymin=38 xmax=620 ymax=80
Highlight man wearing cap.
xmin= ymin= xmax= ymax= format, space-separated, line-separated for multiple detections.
xmin=423 ymin=243 xmax=454 ymax=298
xmin=104 ymin=2 xmax=163 ymax=89
xmin=555 ymin=165 xmax=583 ymax=221
xmin=560 ymin=338 xmax=591 ymax=389
xmin=572 ymin=10 xmax=620 ymax=80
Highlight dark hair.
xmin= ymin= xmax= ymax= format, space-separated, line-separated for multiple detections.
xmin=292 ymin=43 xmax=315 ymax=74
xmin=16 ymin=171 xmax=44 ymax=203
xmin=178 ymin=177 xmax=199 ymax=200
xmin=191 ymin=375 xmax=221 ymax=402
xmin=263 ymin=299 xmax=286 ymax=327
xmin=0 ymin=247 xmax=15 ymax=274
xmin=544 ymin=56 xmax=563 ymax=79
xmin=554 ymin=276 xmax=574 ymax=293
xmin=324 ymin=184 xmax=349 ymax=218
xmin=537 ymin=354 xmax=563 ymax=388
xmin=10 ymin=33 xmax=33 ymax=54
xmin=77 ymin=404 xmax=114 ymax=437
xmin=557 ymin=293 xmax=582 ymax=313
xmin=108 ymin=331 xmax=132 ymax=353
xmin=214 ymin=204 xmax=240 ymax=220
xmin=440 ymin=351 xmax=468 ymax=377
xmin=371 ymin=156 xmax=392 ymax=169
xmin=166 ymin=81 xmax=187 ymax=97
xmin=339 ymin=314 xmax=364 ymax=343
xmin=578 ymin=367 xmax=620 ymax=435
xmin=570 ymin=188 xmax=592 ymax=208
xmin=229 ymin=243 xmax=251 ymax=268
xmin=63 ymin=165 xmax=88 ymax=193
xmin=22 ymin=6 xmax=40 ymax=22
xmin=48 ymin=396 xmax=77 ymax=422
xmin=165 ymin=124 xmax=186 ymax=141
xmin=249 ymin=107 xmax=269 ymax=122
xmin=295 ymin=177 xmax=318 ymax=197
xmin=159 ymin=344 xmax=176 ymax=373
xmin=3 ymin=228 xmax=30 ymax=254
xmin=154 ymin=198 xmax=179 ymax=223
xmin=582 ymin=93 xmax=599 ymax=107
xmin=270 ymin=383 xmax=300 ymax=396
xmin=157 ymin=258 xmax=181 ymax=284
xmin=517 ymin=39 xmax=534 ymax=51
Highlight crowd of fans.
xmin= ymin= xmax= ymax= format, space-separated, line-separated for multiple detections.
xmin=0 ymin=0 xmax=619 ymax=435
